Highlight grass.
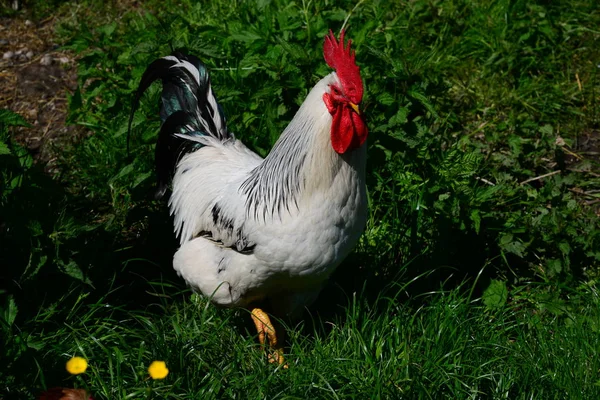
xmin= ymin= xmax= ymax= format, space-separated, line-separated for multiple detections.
xmin=1 ymin=0 xmax=600 ymax=398
xmin=4 ymin=278 xmax=600 ymax=398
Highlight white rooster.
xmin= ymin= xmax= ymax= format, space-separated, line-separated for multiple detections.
xmin=130 ymin=30 xmax=368 ymax=364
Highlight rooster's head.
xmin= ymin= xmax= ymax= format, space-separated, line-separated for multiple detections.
xmin=322 ymin=30 xmax=368 ymax=154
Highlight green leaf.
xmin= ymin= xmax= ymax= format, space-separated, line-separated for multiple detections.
xmin=546 ymin=259 xmax=562 ymax=276
xmin=470 ymin=209 xmax=481 ymax=234
xmin=539 ymin=124 xmax=553 ymax=136
xmin=98 ymin=22 xmax=117 ymax=38
xmin=483 ymin=280 xmax=508 ymax=309
xmin=0 ymin=109 xmax=31 ymax=128
xmin=378 ymin=92 xmax=395 ymax=106
xmin=407 ymin=89 xmax=439 ymax=119
xmin=27 ymin=220 xmax=44 ymax=237
xmin=1 ymin=296 xmax=18 ymax=328
xmin=499 ymin=233 xmax=526 ymax=258
xmin=132 ymin=171 xmax=152 ymax=188
xmin=109 ymin=163 xmax=135 ymax=184
xmin=0 ymin=141 xmax=11 ymax=155
xmin=67 ymin=87 xmax=83 ymax=116
xmin=389 ymin=106 xmax=409 ymax=127
xmin=57 ymin=259 xmax=93 ymax=286
xmin=558 ymin=242 xmax=571 ymax=256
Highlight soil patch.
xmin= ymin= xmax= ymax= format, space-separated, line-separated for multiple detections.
xmin=0 ymin=15 xmax=85 ymax=172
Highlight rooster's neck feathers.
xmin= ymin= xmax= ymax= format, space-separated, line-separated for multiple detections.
xmin=240 ymin=74 xmax=337 ymax=221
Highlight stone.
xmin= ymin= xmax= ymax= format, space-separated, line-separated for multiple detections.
xmin=40 ymin=54 xmax=53 ymax=66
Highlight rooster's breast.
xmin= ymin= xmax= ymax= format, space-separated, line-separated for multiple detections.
xmin=251 ymin=149 xmax=367 ymax=287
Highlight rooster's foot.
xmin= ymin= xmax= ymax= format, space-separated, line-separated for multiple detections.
xmin=251 ymin=308 xmax=288 ymax=368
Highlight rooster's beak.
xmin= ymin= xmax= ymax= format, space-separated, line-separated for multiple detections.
xmin=349 ymin=102 xmax=361 ymax=115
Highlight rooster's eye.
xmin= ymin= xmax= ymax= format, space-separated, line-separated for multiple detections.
xmin=330 ymin=85 xmax=342 ymax=96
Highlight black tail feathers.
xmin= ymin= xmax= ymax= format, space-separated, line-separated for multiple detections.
xmin=128 ymin=52 xmax=230 ymax=199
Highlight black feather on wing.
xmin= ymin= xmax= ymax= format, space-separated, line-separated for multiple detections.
xmin=128 ymin=52 xmax=230 ymax=198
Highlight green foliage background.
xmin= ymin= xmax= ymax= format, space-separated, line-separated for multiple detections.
xmin=1 ymin=0 xmax=599 ymax=398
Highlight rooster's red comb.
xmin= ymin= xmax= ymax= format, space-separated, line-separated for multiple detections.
xmin=323 ymin=29 xmax=363 ymax=104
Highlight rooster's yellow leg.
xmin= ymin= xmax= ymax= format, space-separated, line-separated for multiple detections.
xmin=251 ymin=308 xmax=287 ymax=367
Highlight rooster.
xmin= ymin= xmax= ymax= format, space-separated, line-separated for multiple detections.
xmin=130 ymin=30 xmax=368 ymax=364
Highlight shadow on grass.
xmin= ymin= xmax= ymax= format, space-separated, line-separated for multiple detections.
xmin=303 ymin=228 xmax=497 ymax=331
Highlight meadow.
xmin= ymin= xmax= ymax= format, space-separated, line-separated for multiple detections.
xmin=1 ymin=0 xmax=599 ymax=398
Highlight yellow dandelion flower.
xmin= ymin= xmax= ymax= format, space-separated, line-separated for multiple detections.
xmin=66 ymin=356 xmax=88 ymax=375
xmin=148 ymin=360 xmax=169 ymax=379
